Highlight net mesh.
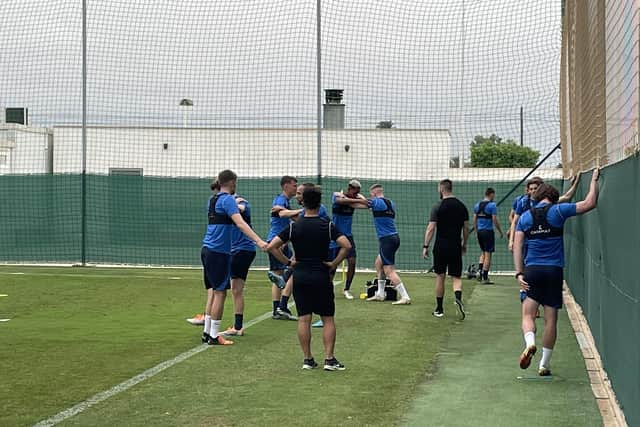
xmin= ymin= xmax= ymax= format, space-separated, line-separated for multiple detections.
xmin=561 ymin=1 xmax=639 ymax=425
xmin=1 ymin=1 xmax=566 ymax=271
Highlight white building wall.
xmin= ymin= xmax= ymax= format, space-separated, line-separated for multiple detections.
xmin=4 ymin=125 xmax=563 ymax=181
xmin=0 ymin=124 xmax=50 ymax=175
xmin=52 ymin=127 xmax=452 ymax=180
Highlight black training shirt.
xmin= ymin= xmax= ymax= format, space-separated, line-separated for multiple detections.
xmin=277 ymin=216 xmax=343 ymax=268
xmin=429 ymin=198 xmax=469 ymax=249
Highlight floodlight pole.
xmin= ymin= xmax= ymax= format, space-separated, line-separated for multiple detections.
xmin=316 ymin=0 xmax=322 ymax=185
xmin=81 ymin=0 xmax=87 ymax=266
xmin=520 ymin=106 xmax=524 ymax=146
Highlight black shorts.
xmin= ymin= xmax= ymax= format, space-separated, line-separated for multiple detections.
xmin=231 ymin=250 xmax=256 ymax=281
xmin=477 ymin=229 xmax=495 ymax=253
xmin=292 ymin=267 xmax=335 ymax=317
xmin=524 ymin=265 xmax=564 ymax=309
xmin=201 ymin=247 xmax=231 ymax=291
xmin=268 ymin=244 xmax=292 ymax=271
xmin=328 ymin=235 xmax=357 ymax=260
xmin=432 ymin=246 xmax=462 ymax=277
xmin=379 ymin=234 xmax=400 ymax=266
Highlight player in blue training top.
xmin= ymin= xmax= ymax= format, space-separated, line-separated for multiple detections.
xmin=510 ymin=176 xmax=580 ymax=302
xmin=201 ymin=170 xmax=267 ymax=346
xmin=220 ymin=193 xmax=256 ymax=337
xmin=330 ymin=179 xmax=368 ymax=299
xmin=266 ymin=176 xmax=301 ymax=320
xmin=473 ymin=187 xmax=504 ymax=284
xmin=513 ymin=169 xmax=599 ymax=377
xmin=509 ymin=177 xmax=543 ymax=253
xmin=352 ymin=184 xmax=411 ymax=304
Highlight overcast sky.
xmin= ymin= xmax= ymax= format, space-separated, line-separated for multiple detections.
xmin=0 ymin=0 xmax=562 ymax=162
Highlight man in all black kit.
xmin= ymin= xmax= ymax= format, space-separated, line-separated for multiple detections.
xmin=266 ymin=185 xmax=352 ymax=371
xmin=423 ymin=179 xmax=470 ymax=319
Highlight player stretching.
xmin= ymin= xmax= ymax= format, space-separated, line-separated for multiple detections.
xmin=514 ymin=170 xmax=598 ymax=376
xmin=266 ymin=176 xmax=301 ymax=320
xmin=201 ymin=170 xmax=266 ymax=345
xmin=330 ymin=179 xmax=368 ymax=299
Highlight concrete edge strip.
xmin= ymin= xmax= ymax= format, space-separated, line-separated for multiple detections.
xmin=563 ymin=282 xmax=628 ymax=427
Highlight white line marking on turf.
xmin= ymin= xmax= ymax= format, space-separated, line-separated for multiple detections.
xmin=0 ymin=271 xmax=264 ymax=283
xmin=0 ymin=294 xmax=8 ymax=297
xmin=32 ymin=307 xmax=285 ymax=427
xmin=0 ymin=319 xmax=11 ymax=322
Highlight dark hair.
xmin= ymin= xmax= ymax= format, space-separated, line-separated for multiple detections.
xmin=301 ymin=182 xmax=316 ymax=189
xmin=280 ymin=175 xmax=297 ymax=187
xmin=302 ymin=186 xmax=322 ymax=209
xmin=485 ymin=187 xmax=495 ymax=197
xmin=218 ymin=170 xmax=237 ymax=186
xmin=533 ymin=183 xmax=559 ymax=203
xmin=527 ymin=177 xmax=543 ymax=189
xmin=439 ymin=179 xmax=453 ymax=192
xmin=210 ymin=179 xmax=220 ymax=192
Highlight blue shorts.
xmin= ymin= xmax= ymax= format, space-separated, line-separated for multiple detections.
xmin=231 ymin=249 xmax=256 ymax=281
xmin=268 ymin=244 xmax=292 ymax=271
xmin=524 ymin=265 xmax=564 ymax=309
xmin=379 ymin=234 xmax=400 ymax=266
xmin=328 ymin=235 xmax=357 ymax=260
xmin=477 ymin=229 xmax=495 ymax=253
xmin=201 ymin=247 xmax=231 ymax=291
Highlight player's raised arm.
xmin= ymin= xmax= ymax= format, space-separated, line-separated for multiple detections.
xmin=575 ymin=169 xmax=599 ymax=214
xmin=558 ymin=174 xmax=580 ymax=203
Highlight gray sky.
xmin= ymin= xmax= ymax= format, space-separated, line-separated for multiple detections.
xmin=0 ymin=0 xmax=562 ymax=163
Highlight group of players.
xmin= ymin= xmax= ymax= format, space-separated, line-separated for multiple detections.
xmin=198 ymin=168 xmax=601 ymax=376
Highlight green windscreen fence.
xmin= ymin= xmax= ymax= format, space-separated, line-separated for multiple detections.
xmin=0 ymin=174 xmax=562 ymax=270
xmin=0 ymin=2 xmax=564 ymax=270
xmin=565 ymin=155 xmax=640 ymax=426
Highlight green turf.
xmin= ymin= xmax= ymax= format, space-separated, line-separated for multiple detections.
xmin=403 ymin=280 xmax=602 ymax=427
xmin=0 ymin=267 xmax=462 ymax=426
xmin=0 ymin=267 xmax=601 ymax=426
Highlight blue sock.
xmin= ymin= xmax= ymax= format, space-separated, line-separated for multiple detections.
xmin=280 ymin=295 xmax=290 ymax=310
xmin=272 ymin=300 xmax=279 ymax=314
xmin=234 ymin=314 xmax=243 ymax=330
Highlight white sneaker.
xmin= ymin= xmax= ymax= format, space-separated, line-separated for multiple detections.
xmin=392 ymin=298 xmax=411 ymax=305
xmin=343 ymin=290 xmax=354 ymax=300
xmin=366 ymin=293 xmax=385 ymax=301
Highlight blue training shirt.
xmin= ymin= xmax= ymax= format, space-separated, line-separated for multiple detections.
xmin=474 ymin=200 xmax=497 ymax=231
xmin=331 ymin=193 xmax=355 ymax=237
xmin=231 ymin=197 xmax=256 ymax=253
xmin=368 ymin=197 xmax=397 ymax=238
xmin=516 ymin=201 xmax=577 ymax=268
xmin=300 ymin=204 xmax=329 ymax=220
xmin=515 ymin=195 xmax=536 ymax=216
xmin=202 ymin=192 xmax=240 ymax=254
xmin=267 ymin=194 xmax=292 ymax=241
xmin=512 ymin=195 xmax=523 ymax=211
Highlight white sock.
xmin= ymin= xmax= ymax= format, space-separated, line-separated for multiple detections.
xmin=377 ymin=279 xmax=386 ymax=296
xmin=524 ymin=331 xmax=536 ymax=348
xmin=394 ymin=283 xmax=410 ymax=300
xmin=539 ymin=347 xmax=553 ymax=368
xmin=211 ymin=320 xmax=221 ymax=338
xmin=204 ymin=315 xmax=212 ymax=335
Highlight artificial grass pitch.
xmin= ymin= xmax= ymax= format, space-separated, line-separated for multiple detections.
xmin=0 ymin=267 xmax=600 ymax=426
